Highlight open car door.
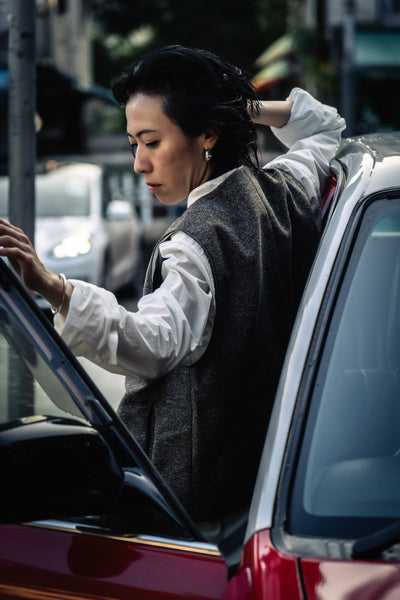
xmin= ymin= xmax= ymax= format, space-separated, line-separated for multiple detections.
xmin=0 ymin=258 xmax=240 ymax=599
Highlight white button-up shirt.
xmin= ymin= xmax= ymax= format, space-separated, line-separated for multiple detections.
xmin=55 ymin=88 xmax=346 ymax=379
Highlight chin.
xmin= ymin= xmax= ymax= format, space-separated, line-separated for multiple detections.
xmin=159 ymin=194 xmax=186 ymax=206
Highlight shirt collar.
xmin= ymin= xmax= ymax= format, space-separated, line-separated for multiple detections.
xmin=187 ymin=167 xmax=239 ymax=207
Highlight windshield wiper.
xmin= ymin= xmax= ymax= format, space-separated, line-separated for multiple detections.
xmin=352 ymin=520 xmax=400 ymax=559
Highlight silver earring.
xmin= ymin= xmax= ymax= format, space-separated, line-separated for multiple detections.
xmin=205 ymin=149 xmax=212 ymax=162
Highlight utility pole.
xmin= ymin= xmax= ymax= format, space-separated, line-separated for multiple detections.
xmin=7 ymin=0 xmax=36 ymax=419
xmin=8 ymin=0 xmax=36 ymax=243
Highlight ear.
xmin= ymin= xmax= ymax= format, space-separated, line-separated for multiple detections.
xmin=204 ymin=127 xmax=219 ymax=150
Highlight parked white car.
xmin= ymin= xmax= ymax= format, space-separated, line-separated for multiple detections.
xmin=0 ymin=162 xmax=142 ymax=307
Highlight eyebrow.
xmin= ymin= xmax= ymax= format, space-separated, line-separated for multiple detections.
xmin=127 ymin=129 xmax=157 ymax=140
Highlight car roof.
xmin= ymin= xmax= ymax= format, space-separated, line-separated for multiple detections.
xmin=334 ymin=131 xmax=400 ymax=199
xmin=36 ymin=162 xmax=102 ymax=180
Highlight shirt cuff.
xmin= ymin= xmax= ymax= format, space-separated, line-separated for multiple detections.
xmin=271 ymin=87 xmax=345 ymax=149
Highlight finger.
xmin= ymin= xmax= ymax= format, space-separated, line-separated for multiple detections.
xmin=0 ymin=234 xmax=31 ymax=254
xmin=0 ymin=218 xmax=24 ymax=235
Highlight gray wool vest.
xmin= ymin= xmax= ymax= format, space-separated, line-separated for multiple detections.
xmin=118 ymin=166 xmax=320 ymax=522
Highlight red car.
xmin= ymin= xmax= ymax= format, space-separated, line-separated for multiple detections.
xmin=1 ymin=131 xmax=400 ymax=599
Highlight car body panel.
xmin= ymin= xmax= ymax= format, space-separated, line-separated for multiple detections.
xmin=223 ymin=531 xmax=400 ymax=600
xmin=301 ymin=558 xmax=400 ymax=600
xmin=222 ymin=530 xmax=303 ymax=600
xmin=0 ymin=523 xmax=226 ymax=600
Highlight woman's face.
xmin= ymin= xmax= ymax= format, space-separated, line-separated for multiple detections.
xmin=125 ymin=93 xmax=216 ymax=205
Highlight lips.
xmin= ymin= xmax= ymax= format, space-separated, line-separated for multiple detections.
xmin=146 ymin=183 xmax=160 ymax=194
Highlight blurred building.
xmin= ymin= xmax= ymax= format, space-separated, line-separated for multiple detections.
xmin=305 ymin=0 xmax=400 ymax=134
xmin=0 ymin=0 xmax=113 ymax=173
xmin=252 ymin=0 xmax=400 ymax=135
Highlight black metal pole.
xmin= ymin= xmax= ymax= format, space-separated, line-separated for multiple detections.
xmin=7 ymin=0 xmax=36 ymax=419
xmin=8 ymin=0 xmax=36 ymax=243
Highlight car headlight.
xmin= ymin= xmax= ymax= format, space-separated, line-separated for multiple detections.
xmin=51 ymin=234 xmax=92 ymax=258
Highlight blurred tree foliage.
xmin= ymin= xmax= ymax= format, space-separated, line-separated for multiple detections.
xmin=90 ymin=0 xmax=288 ymax=89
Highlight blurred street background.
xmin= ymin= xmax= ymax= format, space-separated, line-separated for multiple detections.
xmin=1 ymin=0 xmax=400 ymax=408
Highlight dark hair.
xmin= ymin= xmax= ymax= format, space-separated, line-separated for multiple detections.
xmin=112 ymin=45 xmax=260 ymax=176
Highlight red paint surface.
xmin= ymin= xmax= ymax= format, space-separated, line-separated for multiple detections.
xmin=3 ymin=523 xmax=398 ymax=599
xmin=222 ymin=529 xmax=303 ymax=600
xmin=223 ymin=529 xmax=400 ymax=600
xmin=321 ymin=172 xmax=338 ymax=212
xmin=0 ymin=523 xmax=227 ymax=599
xmin=301 ymin=557 xmax=400 ymax=600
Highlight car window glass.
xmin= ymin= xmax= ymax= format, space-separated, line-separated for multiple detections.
xmin=36 ymin=171 xmax=91 ymax=218
xmin=0 ymin=171 xmax=91 ymax=219
xmin=289 ymin=198 xmax=400 ymax=538
xmin=0 ymin=303 xmax=87 ymax=426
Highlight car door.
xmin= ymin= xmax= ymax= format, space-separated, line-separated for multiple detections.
xmin=219 ymin=147 xmax=400 ymax=599
xmin=244 ymin=190 xmax=400 ymax=599
xmin=0 ymin=258 xmax=228 ymax=599
xmin=288 ymin=192 xmax=400 ymax=597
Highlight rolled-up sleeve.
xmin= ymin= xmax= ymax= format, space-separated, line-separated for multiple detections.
xmin=266 ymin=87 xmax=346 ymax=214
xmin=54 ymin=232 xmax=214 ymax=379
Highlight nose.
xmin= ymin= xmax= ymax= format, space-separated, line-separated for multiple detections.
xmin=133 ymin=146 xmax=150 ymax=174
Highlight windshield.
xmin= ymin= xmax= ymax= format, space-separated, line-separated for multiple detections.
xmin=0 ymin=169 xmax=91 ymax=218
xmin=289 ymin=198 xmax=400 ymax=539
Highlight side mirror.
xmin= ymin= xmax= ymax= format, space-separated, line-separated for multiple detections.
xmin=106 ymin=200 xmax=134 ymax=221
xmin=0 ymin=416 xmax=124 ymax=523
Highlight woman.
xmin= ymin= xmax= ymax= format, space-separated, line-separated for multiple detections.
xmin=0 ymin=46 xmax=345 ymax=522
